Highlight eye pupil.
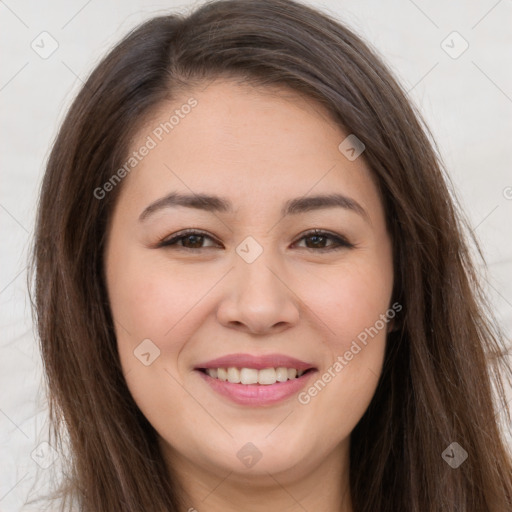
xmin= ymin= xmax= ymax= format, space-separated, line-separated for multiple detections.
xmin=306 ymin=235 xmax=327 ymax=248
xmin=183 ymin=234 xmax=203 ymax=248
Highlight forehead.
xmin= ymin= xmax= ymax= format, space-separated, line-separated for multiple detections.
xmin=116 ymin=79 xmax=382 ymax=222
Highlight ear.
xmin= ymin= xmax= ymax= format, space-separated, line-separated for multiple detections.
xmin=386 ymin=317 xmax=401 ymax=333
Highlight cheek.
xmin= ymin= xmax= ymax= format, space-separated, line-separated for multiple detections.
xmin=107 ymin=249 xmax=232 ymax=397
xmin=299 ymin=255 xmax=393 ymax=348
xmin=108 ymin=246 xmax=213 ymax=339
xmin=292 ymin=255 xmax=393 ymax=426
xmin=107 ymin=254 xmax=211 ymax=431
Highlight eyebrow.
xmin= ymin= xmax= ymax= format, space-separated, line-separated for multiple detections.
xmin=138 ymin=192 xmax=369 ymax=223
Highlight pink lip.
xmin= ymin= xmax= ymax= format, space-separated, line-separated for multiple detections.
xmin=196 ymin=369 xmax=318 ymax=406
xmin=194 ymin=353 xmax=315 ymax=371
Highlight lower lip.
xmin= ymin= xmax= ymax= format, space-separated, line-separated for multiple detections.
xmin=196 ymin=369 xmax=317 ymax=406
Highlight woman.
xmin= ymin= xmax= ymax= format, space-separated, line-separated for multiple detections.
xmin=30 ymin=0 xmax=512 ymax=510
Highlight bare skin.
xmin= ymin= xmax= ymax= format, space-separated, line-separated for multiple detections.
xmin=104 ymin=78 xmax=394 ymax=512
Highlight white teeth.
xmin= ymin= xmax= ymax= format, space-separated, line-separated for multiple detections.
xmin=258 ymin=368 xmax=277 ymax=385
xmin=204 ymin=366 xmax=310 ymax=385
xmin=240 ymin=368 xmax=259 ymax=385
xmin=276 ymin=367 xmax=288 ymax=382
xmin=227 ymin=367 xmax=240 ymax=383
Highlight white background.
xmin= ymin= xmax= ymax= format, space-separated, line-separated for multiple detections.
xmin=1 ymin=0 xmax=511 ymax=510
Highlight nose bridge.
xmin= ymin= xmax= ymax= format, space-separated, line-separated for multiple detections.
xmin=234 ymin=235 xmax=287 ymax=301
xmin=237 ymin=242 xmax=281 ymax=294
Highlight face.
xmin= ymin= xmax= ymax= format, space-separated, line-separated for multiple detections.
xmin=104 ymin=79 xmax=394 ymax=487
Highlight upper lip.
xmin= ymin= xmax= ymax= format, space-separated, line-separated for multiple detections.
xmin=195 ymin=353 xmax=316 ymax=371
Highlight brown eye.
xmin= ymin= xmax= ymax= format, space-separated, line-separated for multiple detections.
xmin=158 ymin=230 xmax=220 ymax=250
xmin=158 ymin=228 xmax=354 ymax=252
xmin=179 ymin=234 xmax=205 ymax=248
xmin=294 ymin=229 xmax=354 ymax=252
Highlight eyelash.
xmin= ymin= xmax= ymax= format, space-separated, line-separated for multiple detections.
xmin=157 ymin=228 xmax=354 ymax=252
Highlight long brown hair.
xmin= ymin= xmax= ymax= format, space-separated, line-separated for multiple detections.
xmin=29 ymin=0 xmax=512 ymax=510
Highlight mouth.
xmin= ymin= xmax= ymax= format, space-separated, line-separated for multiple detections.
xmin=193 ymin=353 xmax=318 ymax=406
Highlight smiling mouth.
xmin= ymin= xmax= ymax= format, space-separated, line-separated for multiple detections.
xmin=197 ymin=367 xmax=316 ymax=385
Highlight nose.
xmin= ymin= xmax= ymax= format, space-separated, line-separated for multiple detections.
xmin=216 ymin=250 xmax=301 ymax=335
